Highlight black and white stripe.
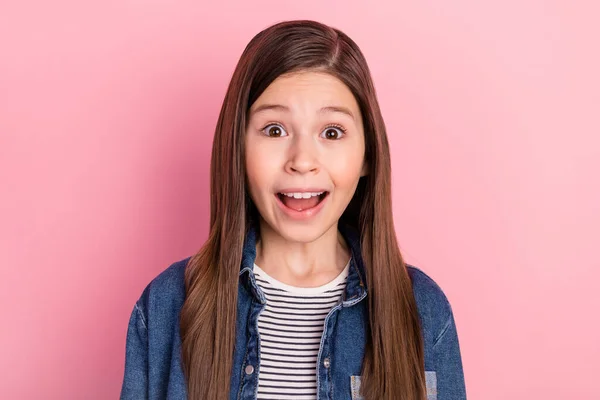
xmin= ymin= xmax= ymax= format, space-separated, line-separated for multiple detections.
xmin=253 ymin=261 xmax=349 ymax=400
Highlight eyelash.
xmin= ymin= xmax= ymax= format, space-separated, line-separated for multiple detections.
xmin=260 ymin=122 xmax=347 ymax=139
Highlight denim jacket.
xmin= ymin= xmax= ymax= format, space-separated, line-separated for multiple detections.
xmin=120 ymin=222 xmax=466 ymax=400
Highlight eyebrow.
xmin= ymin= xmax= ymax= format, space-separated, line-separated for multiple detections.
xmin=250 ymin=104 xmax=356 ymax=121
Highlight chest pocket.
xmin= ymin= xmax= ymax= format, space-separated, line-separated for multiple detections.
xmin=350 ymin=371 xmax=437 ymax=400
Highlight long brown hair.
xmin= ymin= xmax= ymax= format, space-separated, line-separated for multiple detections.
xmin=180 ymin=20 xmax=426 ymax=399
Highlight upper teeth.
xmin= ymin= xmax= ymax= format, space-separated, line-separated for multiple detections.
xmin=280 ymin=192 xmax=324 ymax=199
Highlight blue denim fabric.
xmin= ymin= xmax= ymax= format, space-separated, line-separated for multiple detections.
xmin=120 ymin=221 xmax=466 ymax=399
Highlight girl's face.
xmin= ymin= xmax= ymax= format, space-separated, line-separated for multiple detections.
xmin=245 ymin=70 xmax=367 ymax=243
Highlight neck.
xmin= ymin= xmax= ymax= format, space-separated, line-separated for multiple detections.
xmin=254 ymin=218 xmax=350 ymax=288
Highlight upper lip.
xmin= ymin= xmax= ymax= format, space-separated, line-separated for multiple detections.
xmin=276 ymin=188 xmax=329 ymax=194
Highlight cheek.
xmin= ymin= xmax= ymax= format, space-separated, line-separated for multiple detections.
xmin=326 ymin=146 xmax=365 ymax=185
xmin=245 ymin=158 xmax=265 ymax=198
xmin=245 ymin=144 xmax=278 ymax=199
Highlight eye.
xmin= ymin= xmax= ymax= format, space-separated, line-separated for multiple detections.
xmin=261 ymin=123 xmax=288 ymax=137
xmin=321 ymin=125 xmax=346 ymax=140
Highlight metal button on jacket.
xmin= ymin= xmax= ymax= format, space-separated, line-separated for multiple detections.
xmin=323 ymin=357 xmax=331 ymax=368
xmin=245 ymin=365 xmax=254 ymax=375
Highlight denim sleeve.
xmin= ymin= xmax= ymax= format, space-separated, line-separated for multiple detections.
xmin=120 ymin=302 xmax=149 ymax=400
xmin=432 ymin=307 xmax=467 ymax=399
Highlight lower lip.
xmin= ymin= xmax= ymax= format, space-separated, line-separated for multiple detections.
xmin=275 ymin=193 xmax=329 ymax=220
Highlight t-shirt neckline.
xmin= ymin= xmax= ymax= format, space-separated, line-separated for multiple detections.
xmin=253 ymin=259 xmax=350 ymax=295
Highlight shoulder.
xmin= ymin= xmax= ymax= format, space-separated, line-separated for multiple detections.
xmin=405 ymin=264 xmax=455 ymax=336
xmin=135 ymin=256 xmax=191 ymax=320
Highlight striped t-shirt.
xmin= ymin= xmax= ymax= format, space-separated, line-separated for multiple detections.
xmin=253 ymin=260 xmax=350 ymax=400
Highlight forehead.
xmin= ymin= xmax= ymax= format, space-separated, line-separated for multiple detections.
xmin=250 ymin=70 xmax=359 ymax=112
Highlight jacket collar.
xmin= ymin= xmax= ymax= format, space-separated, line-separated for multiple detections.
xmin=238 ymin=220 xmax=368 ymax=306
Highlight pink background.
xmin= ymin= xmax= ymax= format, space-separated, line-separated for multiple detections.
xmin=1 ymin=1 xmax=598 ymax=399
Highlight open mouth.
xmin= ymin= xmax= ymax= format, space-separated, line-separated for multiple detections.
xmin=276 ymin=191 xmax=329 ymax=212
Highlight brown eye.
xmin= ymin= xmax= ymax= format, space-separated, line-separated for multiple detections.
xmin=322 ymin=127 xmax=344 ymax=140
xmin=263 ymin=124 xmax=287 ymax=137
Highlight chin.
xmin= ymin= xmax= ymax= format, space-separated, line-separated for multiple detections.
xmin=268 ymin=219 xmax=336 ymax=244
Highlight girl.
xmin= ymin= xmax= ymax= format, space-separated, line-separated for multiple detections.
xmin=120 ymin=20 xmax=466 ymax=400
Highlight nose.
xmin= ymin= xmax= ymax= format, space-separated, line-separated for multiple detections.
xmin=284 ymin=134 xmax=319 ymax=175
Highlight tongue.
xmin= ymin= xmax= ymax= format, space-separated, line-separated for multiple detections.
xmin=281 ymin=195 xmax=321 ymax=211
